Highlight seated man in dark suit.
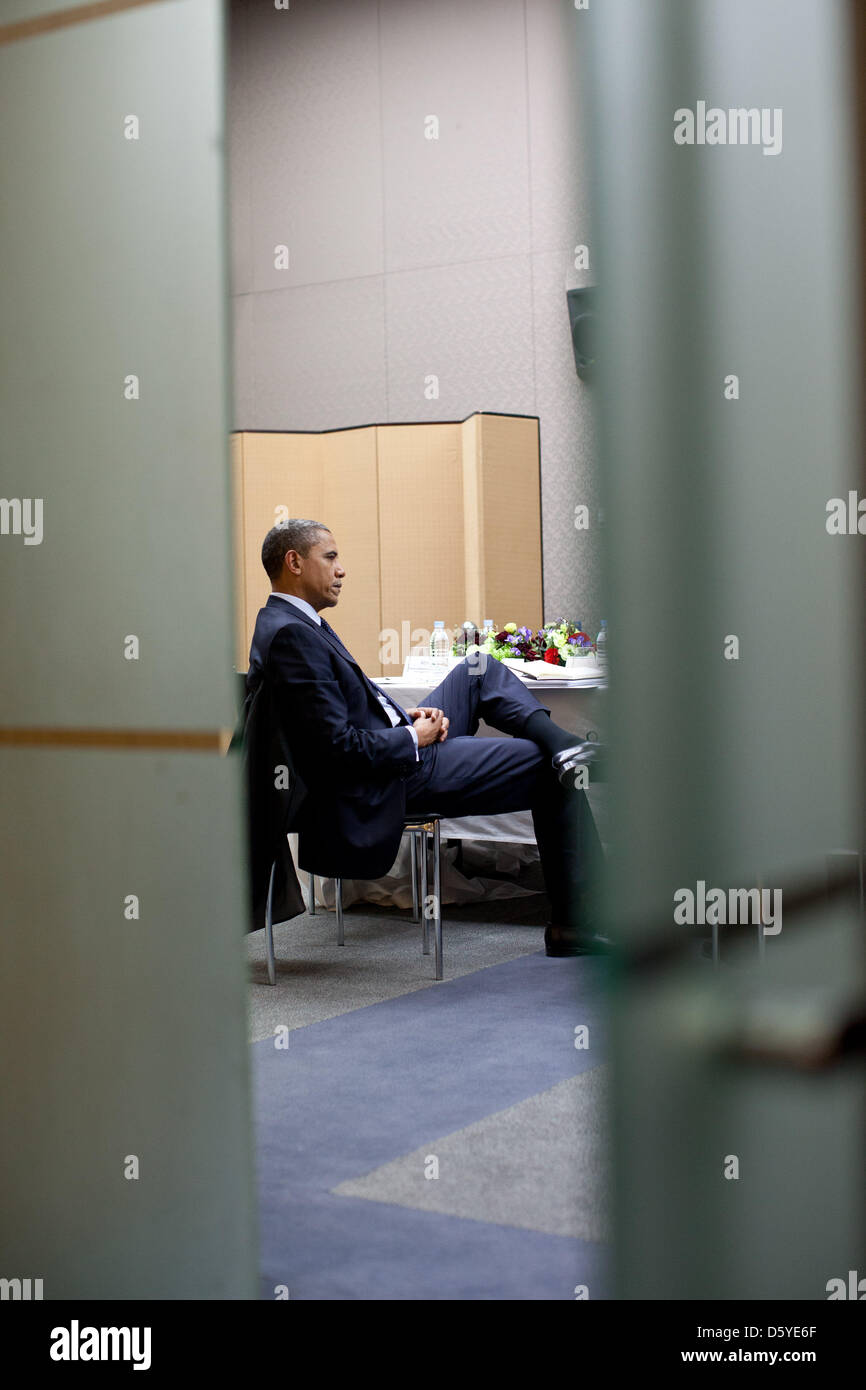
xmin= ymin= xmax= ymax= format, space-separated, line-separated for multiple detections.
xmin=247 ymin=519 xmax=607 ymax=956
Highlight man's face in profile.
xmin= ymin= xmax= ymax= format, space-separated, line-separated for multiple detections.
xmin=297 ymin=530 xmax=345 ymax=611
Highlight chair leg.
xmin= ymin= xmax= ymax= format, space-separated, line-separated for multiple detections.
xmin=308 ymin=871 xmax=317 ymax=915
xmin=432 ymin=818 xmax=443 ymax=981
xmin=421 ymin=830 xmax=430 ymax=955
xmin=336 ymin=877 xmax=344 ymax=946
xmin=410 ymin=832 xmax=420 ymax=922
xmin=265 ymin=862 xmax=276 ymax=986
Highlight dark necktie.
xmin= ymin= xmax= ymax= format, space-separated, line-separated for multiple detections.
xmin=318 ymin=618 xmax=410 ymax=724
xmin=318 ymin=616 xmax=348 ymax=651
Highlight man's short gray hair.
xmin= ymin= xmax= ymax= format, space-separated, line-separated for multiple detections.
xmin=261 ymin=519 xmax=330 ymax=581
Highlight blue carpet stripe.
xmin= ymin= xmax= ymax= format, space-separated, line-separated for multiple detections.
xmin=259 ymin=1197 xmax=609 ymax=1302
xmin=253 ymin=948 xmax=610 ymax=1299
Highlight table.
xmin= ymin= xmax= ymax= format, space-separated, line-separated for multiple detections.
xmin=373 ymin=674 xmax=608 ymax=844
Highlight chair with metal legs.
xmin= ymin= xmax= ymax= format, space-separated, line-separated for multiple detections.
xmin=407 ymin=813 xmax=443 ymax=981
xmin=334 ymin=813 xmax=442 ymax=979
xmin=265 ymin=813 xmax=444 ymax=983
xmin=264 ymin=862 xmax=277 ymax=985
xmin=263 ymin=859 xmax=313 ymax=986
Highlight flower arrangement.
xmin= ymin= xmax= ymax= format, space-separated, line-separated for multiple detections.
xmin=536 ymin=619 xmax=596 ymax=665
xmin=454 ymin=619 xmax=595 ymax=666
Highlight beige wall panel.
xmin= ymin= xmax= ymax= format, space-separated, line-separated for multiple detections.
xmin=236 ymin=431 xmax=322 ymax=668
xmin=230 ymin=433 xmax=248 ymax=672
xmin=234 ymin=428 xmax=381 ymax=674
xmin=477 ymin=414 xmax=543 ymax=630
xmin=319 ymin=427 xmax=381 ymax=676
xmin=377 ymin=423 xmax=465 ymax=676
xmin=461 ymin=414 xmax=484 ymax=622
xmin=234 ymin=417 xmax=540 ymax=675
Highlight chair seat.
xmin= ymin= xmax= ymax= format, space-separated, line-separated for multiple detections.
xmin=265 ymin=815 xmax=444 ymax=984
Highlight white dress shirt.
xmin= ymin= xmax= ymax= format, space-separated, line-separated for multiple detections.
xmin=271 ymin=591 xmax=419 ymax=759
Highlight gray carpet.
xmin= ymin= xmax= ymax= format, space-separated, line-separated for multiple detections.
xmin=245 ymin=799 xmax=610 ymax=1043
xmin=332 ymin=1065 xmax=611 ymax=1242
xmin=245 ymin=893 xmax=552 ymax=1041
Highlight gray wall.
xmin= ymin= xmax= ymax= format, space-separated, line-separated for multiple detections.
xmin=0 ymin=0 xmax=256 ymax=1298
xmin=228 ymin=0 xmax=599 ymax=630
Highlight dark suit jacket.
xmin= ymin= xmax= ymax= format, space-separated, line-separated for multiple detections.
xmin=237 ymin=666 xmax=308 ymax=933
xmin=246 ymin=595 xmax=419 ymax=884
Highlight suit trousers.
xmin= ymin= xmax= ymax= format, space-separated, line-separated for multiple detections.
xmin=402 ymin=655 xmax=603 ymax=927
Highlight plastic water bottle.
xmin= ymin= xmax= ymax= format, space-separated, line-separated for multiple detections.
xmin=431 ymin=620 xmax=450 ymax=663
xmin=482 ymin=619 xmax=494 ymax=640
xmin=595 ymin=619 xmax=607 ymax=669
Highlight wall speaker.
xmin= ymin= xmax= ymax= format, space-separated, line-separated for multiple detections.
xmin=566 ymin=287 xmax=597 ymax=381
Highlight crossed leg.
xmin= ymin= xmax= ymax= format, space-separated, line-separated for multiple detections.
xmin=403 ymin=656 xmax=604 ymax=928
xmin=414 ymin=649 xmax=551 ymax=738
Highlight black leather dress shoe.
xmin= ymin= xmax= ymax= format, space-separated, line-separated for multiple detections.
xmin=552 ymin=741 xmax=606 ymax=787
xmin=544 ymin=923 xmax=615 ymax=957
